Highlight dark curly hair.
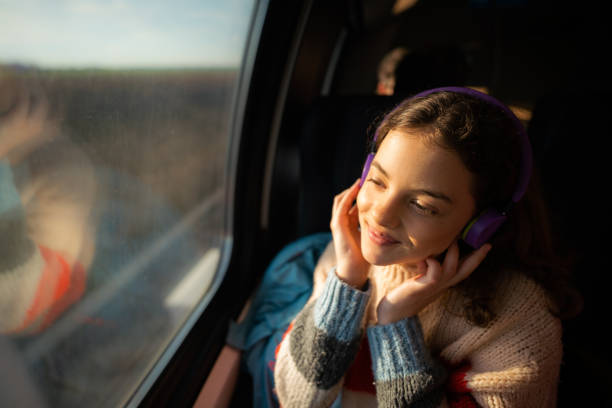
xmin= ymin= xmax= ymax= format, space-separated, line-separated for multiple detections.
xmin=373 ymin=90 xmax=582 ymax=327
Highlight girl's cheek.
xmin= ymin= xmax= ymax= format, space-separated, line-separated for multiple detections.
xmin=403 ymin=220 xmax=447 ymax=255
xmin=425 ymin=228 xmax=460 ymax=256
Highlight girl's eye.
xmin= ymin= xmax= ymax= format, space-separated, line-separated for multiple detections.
xmin=411 ymin=201 xmax=437 ymax=216
xmin=367 ymin=177 xmax=383 ymax=187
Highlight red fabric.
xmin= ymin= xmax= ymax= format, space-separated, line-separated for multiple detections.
xmin=275 ymin=321 xmax=294 ymax=360
xmin=446 ymin=361 xmax=478 ymax=407
xmin=447 ymin=362 xmax=471 ymax=393
xmin=448 ymin=394 xmax=479 ymax=408
xmin=344 ymin=336 xmax=376 ymax=394
xmin=41 ymin=253 xmax=86 ymax=329
xmin=13 ymin=246 xmax=85 ymax=333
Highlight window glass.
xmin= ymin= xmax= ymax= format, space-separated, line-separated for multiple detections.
xmin=0 ymin=0 xmax=255 ymax=406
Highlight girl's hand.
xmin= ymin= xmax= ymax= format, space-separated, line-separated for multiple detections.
xmin=0 ymin=86 xmax=52 ymax=160
xmin=330 ymin=179 xmax=369 ymax=289
xmin=376 ymin=241 xmax=492 ymax=325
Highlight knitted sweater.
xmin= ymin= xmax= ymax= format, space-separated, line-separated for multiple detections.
xmin=274 ymin=265 xmax=562 ymax=407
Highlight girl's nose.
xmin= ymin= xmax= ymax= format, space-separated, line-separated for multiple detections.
xmin=371 ymin=194 xmax=400 ymax=229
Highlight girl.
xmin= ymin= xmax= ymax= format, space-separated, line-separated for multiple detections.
xmin=1 ymin=70 xmax=96 ymax=334
xmin=236 ymin=87 xmax=578 ymax=407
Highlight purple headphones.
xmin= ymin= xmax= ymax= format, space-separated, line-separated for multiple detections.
xmin=359 ymin=86 xmax=533 ymax=248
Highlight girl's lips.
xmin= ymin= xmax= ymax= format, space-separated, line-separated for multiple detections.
xmin=366 ymin=224 xmax=400 ymax=246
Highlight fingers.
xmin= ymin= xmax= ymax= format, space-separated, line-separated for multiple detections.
xmin=417 ymin=241 xmax=491 ymax=289
xmin=442 ymin=240 xmax=459 ymax=276
xmin=331 ymin=179 xmax=361 ymax=226
xmin=449 ymin=243 xmax=492 ymax=287
xmin=413 ymin=260 xmax=427 ymax=280
xmin=418 ymin=258 xmax=441 ymax=284
xmin=337 ymin=178 xmax=361 ymax=211
xmin=414 ymin=241 xmax=459 ymax=285
xmin=1 ymin=87 xmax=48 ymax=138
xmin=379 ymin=268 xmax=439 ymax=322
xmin=331 ymin=180 xmax=370 ymax=288
xmin=330 ymin=179 xmax=363 ymax=249
xmin=377 ymin=242 xmax=492 ymax=324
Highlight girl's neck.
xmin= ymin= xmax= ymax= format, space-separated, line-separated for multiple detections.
xmin=368 ymin=263 xmax=421 ymax=284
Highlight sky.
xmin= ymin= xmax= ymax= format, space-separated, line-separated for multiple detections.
xmin=0 ymin=0 xmax=255 ymax=69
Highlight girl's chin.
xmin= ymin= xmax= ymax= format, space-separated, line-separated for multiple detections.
xmin=362 ymin=245 xmax=408 ymax=266
xmin=363 ymin=256 xmax=394 ymax=266
xmin=361 ymin=243 xmax=429 ymax=267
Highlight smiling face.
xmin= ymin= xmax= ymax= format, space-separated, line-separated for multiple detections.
xmin=357 ymin=128 xmax=476 ymax=266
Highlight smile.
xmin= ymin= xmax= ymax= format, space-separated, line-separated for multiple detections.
xmin=366 ymin=223 xmax=400 ymax=246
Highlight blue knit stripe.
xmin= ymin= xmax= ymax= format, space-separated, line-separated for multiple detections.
xmin=0 ymin=161 xmax=21 ymax=213
xmin=367 ymin=316 xmax=433 ymax=382
xmin=313 ymin=267 xmax=370 ymax=343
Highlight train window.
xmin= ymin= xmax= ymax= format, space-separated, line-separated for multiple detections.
xmin=1 ymin=0 xmax=256 ymax=406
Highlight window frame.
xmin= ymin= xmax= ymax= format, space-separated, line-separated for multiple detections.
xmin=123 ymin=0 xmax=267 ymax=405
xmin=134 ymin=0 xmax=318 ymax=405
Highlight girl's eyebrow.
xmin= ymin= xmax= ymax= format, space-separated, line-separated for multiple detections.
xmin=414 ymin=189 xmax=453 ymax=203
xmin=371 ymin=161 xmax=388 ymax=177
xmin=371 ymin=161 xmax=453 ymax=203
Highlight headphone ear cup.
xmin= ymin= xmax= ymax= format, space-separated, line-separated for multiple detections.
xmin=360 ymin=153 xmax=374 ymax=186
xmin=462 ymin=209 xmax=507 ymax=248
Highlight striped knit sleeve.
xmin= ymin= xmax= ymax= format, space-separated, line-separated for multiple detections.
xmin=367 ymin=316 xmax=447 ymax=408
xmin=274 ymin=267 xmax=370 ymax=407
xmin=1 ymin=160 xmax=43 ymax=332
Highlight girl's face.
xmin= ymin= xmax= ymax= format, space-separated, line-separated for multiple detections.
xmin=357 ymin=128 xmax=476 ymax=266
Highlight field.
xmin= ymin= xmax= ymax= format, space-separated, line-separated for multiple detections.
xmin=6 ymin=66 xmax=238 ymax=214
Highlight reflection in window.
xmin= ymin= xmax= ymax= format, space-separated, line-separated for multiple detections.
xmin=0 ymin=0 xmax=255 ymax=406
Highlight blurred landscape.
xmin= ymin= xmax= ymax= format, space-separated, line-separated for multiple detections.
xmin=7 ymin=66 xmax=237 ymax=214
xmin=1 ymin=65 xmax=239 ymax=407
